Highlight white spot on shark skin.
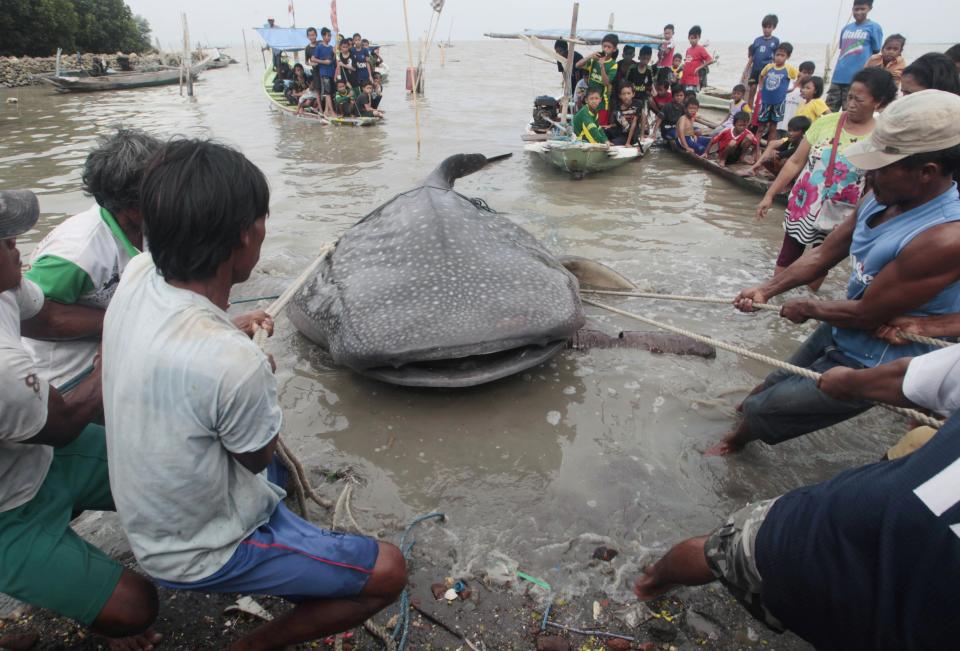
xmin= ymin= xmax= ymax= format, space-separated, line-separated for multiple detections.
xmin=562 ymin=385 xmax=576 ymax=395
xmin=652 ymin=396 xmax=665 ymax=413
xmin=546 ymin=410 xmax=562 ymax=426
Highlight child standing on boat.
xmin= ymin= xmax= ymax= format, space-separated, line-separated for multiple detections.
xmin=609 ymin=85 xmax=644 ymax=146
xmin=825 ymin=0 xmax=883 ymax=111
xmin=310 ymin=27 xmax=336 ymax=117
xmin=576 ymin=33 xmax=619 ymax=125
xmin=757 ymin=43 xmax=798 ymax=144
xmin=796 ymin=76 xmax=830 ymax=124
xmin=572 ymin=88 xmax=609 ymax=144
xmin=681 ymin=26 xmax=713 ymax=95
xmin=745 ymin=15 xmax=780 ymax=108
xmin=657 ymin=24 xmax=676 ymax=68
xmin=866 ymin=34 xmax=907 ymax=85
xmin=703 ymin=111 xmax=758 ymax=166
xmin=778 ymin=61 xmax=814 ymax=135
xmin=675 ymin=97 xmax=711 ymax=155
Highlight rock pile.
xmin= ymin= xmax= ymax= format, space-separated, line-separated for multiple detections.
xmin=1 ymin=52 xmax=177 ymax=88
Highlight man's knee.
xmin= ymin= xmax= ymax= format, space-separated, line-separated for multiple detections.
xmin=366 ymin=542 xmax=407 ymax=601
xmin=93 ymin=570 xmax=158 ymax=637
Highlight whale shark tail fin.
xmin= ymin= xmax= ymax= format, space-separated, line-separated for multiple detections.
xmin=425 ymin=153 xmax=512 ymax=189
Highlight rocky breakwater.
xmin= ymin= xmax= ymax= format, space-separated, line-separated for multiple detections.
xmin=1 ymin=52 xmax=177 ymax=88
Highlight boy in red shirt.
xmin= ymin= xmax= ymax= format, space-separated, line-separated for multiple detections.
xmin=702 ymin=111 xmax=758 ymax=167
xmin=681 ymin=25 xmax=713 ymax=95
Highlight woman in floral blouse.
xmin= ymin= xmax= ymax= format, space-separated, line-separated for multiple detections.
xmin=756 ymin=67 xmax=898 ymax=290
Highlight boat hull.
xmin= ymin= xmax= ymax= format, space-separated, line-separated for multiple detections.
xmin=42 ymin=59 xmax=210 ymax=93
xmin=664 ymin=142 xmax=788 ymax=204
xmin=525 ymin=140 xmax=647 ymax=176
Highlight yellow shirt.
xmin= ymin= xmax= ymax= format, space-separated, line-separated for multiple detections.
xmin=796 ymin=98 xmax=830 ymax=124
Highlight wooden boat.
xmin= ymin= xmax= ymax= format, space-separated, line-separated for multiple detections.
xmin=525 ymin=138 xmax=653 ymax=177
xmin=41 ymin=58 xmax=210 ymax=93
xmin=664 ymin=141 xmax=788 ymax=204
xmin=261 ymin=69 xmax=380 ymax=127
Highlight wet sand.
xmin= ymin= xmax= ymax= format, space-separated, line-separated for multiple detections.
xmin=1 ymin=40 xmax=944 ymax=649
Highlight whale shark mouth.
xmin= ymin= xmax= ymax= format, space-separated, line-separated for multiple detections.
xmin=357 ymin=340 xmax=567 ymax=388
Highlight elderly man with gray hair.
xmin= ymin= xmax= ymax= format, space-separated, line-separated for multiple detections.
xmin=22 ymin=127 xmax=161 ymax=388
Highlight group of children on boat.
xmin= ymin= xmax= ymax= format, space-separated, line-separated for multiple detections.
xmin=564 ymin=0 xmax=917 ymax=177
xmin=273 ymin=29 xmax=385 ymax=120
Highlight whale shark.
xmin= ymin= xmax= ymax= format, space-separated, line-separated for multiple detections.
xmin=287 ymin=153 xmax=589 ymax=387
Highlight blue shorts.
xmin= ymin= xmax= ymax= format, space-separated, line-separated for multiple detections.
xmin=157 ymin=461 xmax=379 ymax=601
xmin=676 ymin=134 xmax=712 ymax=155
xmin=757 ymin=101 xmax=785 ymax=124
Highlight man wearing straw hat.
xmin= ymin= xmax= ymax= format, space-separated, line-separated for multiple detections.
xmin=102 ymin=139 xmax=407 ymax=649
xmin=0 ymin=190 xmax=161 ymax=650
xmin=710 ymin=90 xmax=960 ymax=456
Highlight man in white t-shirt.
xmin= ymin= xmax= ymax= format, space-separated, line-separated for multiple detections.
xmin=103 ymin=139 xmax=406 ymax=649
xmin=0 ymin=190 xmax=161 ymax=650
xmin=22 ymin=128 xmax=161 ymax=388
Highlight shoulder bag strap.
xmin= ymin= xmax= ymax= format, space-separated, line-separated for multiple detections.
xmin=824 ymin=112 xmax=849 ymax=190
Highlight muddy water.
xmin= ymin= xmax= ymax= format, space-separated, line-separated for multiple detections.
xmin=0 ymin=41 xmax=936 ymax=606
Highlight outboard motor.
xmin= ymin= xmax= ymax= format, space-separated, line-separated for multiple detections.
xmin=531 ymin=95 xmax=559 ymax=133
xmin=117 ymin=55 xmax=132 ymax=71
xmin=90 ymin=57 xmax=105 ymax=76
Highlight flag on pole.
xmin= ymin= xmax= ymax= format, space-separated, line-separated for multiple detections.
xmin=431 ymin=0 xmax=445 ymax=12
xmin=331 ymin=0 xmax=340 ymax=34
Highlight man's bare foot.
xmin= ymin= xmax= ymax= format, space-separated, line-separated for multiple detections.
xmin=705 ymin=434 xmax=747 ymax=456
xmin=0 ymin=631 xmax=39 ymax=651
xmin=105 ymin=629 xmax=162 ymax=651
xmin=634 ymin=565 xmax=673 ymax=601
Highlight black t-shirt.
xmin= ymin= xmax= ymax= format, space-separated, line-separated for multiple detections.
xmin=660 ymin=103 xmax=685 ymax=127
xmin=628 ymin=64 xmax=656 ymax=97
xmin=611 ymin=98 xmax=644 ymax=131
xmin=557 ymin=51 xmax=586 ymax=87
xmin=755 ymin=412 xmax=960 ymax=650
xmin=337 ymin=52 xmax=358 ymax=88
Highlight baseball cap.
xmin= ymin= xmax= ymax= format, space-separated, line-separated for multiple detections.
xmin=845 ymin=90 xmax=960 ymax=171
xmin=0 ymin=190 xmax=40 ymax=239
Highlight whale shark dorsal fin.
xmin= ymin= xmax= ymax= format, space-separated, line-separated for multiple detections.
xmin=424 ymin=153 xmax=512 ymax=189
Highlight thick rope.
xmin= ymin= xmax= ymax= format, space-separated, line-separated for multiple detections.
xmin=252 ymin=245 xmax=336 ymax=515
xmin=582 ymin=297 xmax=945 ymax=429
xmin=581 ymin=289 xmax=954 ymax=349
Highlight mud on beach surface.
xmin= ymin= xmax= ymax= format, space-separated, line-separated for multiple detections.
xmin=2 ymin=515 xmax=810 ymax=651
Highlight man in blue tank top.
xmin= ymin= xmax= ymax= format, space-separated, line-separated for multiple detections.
xmin=709 ymin=90 xmax=960 ymax=456
xmin=634 ymin=348 xmax=960 ymax=649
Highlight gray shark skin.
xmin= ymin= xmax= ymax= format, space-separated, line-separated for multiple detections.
xmin=288 ymin=153 xmax=586 ymax=387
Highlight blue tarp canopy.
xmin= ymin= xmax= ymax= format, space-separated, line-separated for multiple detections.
xmin=254 ymin=27 xmax=310 ymax=52
xmin=485 ymin=28 xmax=661 ymax=47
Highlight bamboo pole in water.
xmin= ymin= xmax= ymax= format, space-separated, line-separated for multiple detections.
xmin=402 ymin=0 xmax=422 ymax=154
xmin=559 ymin=2 xmax=580 ymax=129
xmin=242 ymin=29 xmax=250 ymax=72
xmin=182 ymin=13 xmax=193 ymax=96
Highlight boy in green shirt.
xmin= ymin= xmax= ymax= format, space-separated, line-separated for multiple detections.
xmin=572 ymin=88 xmax=609 ymax=144
xmin=576 ymin=33 xmax=619 ymax=123
xmin=333 ymin=80 xmax=358 ymax=117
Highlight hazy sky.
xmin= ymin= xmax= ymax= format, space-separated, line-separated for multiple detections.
xmin=128 ymin=0 xmax=957 ymax=50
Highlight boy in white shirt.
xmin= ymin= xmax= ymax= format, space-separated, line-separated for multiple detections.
xmin=103 ymin=140 xmax=406 ymax=649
